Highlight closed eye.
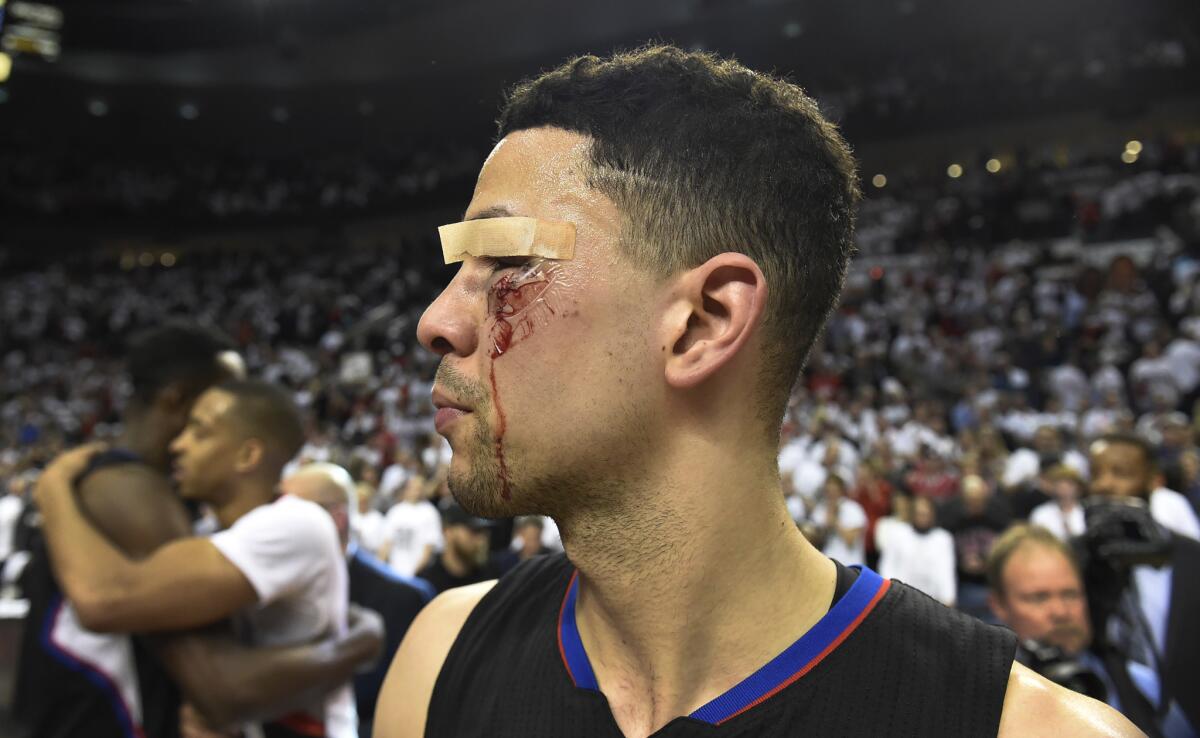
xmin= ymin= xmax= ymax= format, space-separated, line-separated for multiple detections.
xmin=479 ymin=256 xmax=531 ymax=272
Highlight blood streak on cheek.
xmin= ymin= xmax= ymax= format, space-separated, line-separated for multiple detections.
xmin=485 ymin=261 xmax=570 ymax=500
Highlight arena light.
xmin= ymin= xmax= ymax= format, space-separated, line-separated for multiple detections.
xmin=1125 ymin=140 xmax=1142 ymax=155
xmin=0 ymin=53 xmax=11 ymax=84
xmin=947 ymin=163 xmax=963 ymax=179
xmin=138 ymin=252 xmax=155 ymax=267
xmin=871 ymin=173 xmax=887 ymax=188
xmin=87 ymin=98 xmax=109 ymax=117
xmin=119 ymin=252 xmax=136 ymax=270
xmin=1121 ymin=150 xmax=1138 ymax=164
xmin=160 ymin=253 xmax=177 ymax=267
xmin=179 ymin=102 xmax=199 ymax=120
xmin=986 ymin=158 xmax=1002 ymax=173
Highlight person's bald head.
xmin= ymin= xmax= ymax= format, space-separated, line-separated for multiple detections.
xmin=282 ymin=462 xmax=357 ymax=550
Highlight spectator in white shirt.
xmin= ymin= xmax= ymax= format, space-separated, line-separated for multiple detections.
xmin=352 ymin=481 xmax=389 ymax=556
xmin=1003 ymin=425 xmax=1088 ymax=490
xmin=0 ymin=482 xmax=25 ymax=563
xmin=1029 ymin=465 xmax=1087 ymax=541
xmin=877 ymin=496 xmax=956 ymax=607
xmin=805 ymin=474 xmax=867 ymax=567
xmin=381 ymin=474 xmax=444 ymax=577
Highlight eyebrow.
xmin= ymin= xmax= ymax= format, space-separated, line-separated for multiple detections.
xmin=464 ymin=205 xmax=516 ymax=221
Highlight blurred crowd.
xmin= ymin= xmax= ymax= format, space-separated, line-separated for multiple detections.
xmin=3 ymin=138 xmax=1200 ymax=586
xmin=1 ymin=134 xmax=1199 ymax=733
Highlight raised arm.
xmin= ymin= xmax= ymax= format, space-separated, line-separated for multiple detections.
xmin=35 ymin=446 xmax=257 ymax=632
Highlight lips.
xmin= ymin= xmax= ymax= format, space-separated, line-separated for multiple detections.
xmin=432 ymin=389 xmax=472 ymax=433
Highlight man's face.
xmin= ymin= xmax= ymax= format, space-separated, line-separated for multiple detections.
xmin=445 ymin=524 xmax=491 ymax=566
xmin=990 ymin=544 xmax=1091 ymax=656
xmin=418 ymin=127 xmax=663 ymax=517
xmin=169 ymin=388 xmax=241 ymax=502
xmin=1088 ymin=440 xmax=1154 ymax=499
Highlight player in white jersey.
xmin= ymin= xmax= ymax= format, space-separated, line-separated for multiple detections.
xmin=36 ymin=380 xmax=375 ymax=737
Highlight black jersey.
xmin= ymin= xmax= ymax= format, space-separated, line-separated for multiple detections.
xmin=427 ymin=553 xmax=1016 ymax=737
xmin=15 ymin=449 xmax=182 ymax=738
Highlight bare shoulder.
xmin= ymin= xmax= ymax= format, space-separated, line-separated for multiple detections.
xmin=998 ymin=662 xmax=1146 ymax=738
xmin=78 ymin=465 xmax=190 ymax=557
xmin=372 ymin=580 xmax=497 ymax=738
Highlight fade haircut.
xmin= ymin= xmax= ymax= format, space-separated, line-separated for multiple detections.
xmin=127 ymin=322 xmax=236 ymax=405
xmin=986 ymin=524 xmax=1081 ymax=599
xmin=217 ymin=380 xmax=306 ymax=469
xmin=498 ymin=45 xmax=861 ymax=429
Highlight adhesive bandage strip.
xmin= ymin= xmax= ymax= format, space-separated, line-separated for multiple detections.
xmin=439 ymin=217 xmax=576 ymax=264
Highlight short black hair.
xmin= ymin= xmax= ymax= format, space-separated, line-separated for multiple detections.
xmin=127 ymin=322 xmax=236 ymax=405
xmin=499 ymin=44 xmax=860 ymax=429
xmin=1092 ymin=432 xmax=1159 ymax=472
xmin=216 ymin=380 xmax=305 ymax=467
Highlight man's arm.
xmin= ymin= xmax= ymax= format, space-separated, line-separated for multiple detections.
xmin=35 ymin=446 xmax=258 ymax=632
xmin=998 ymin=662 xmax=1145 ymax=738
xmin=155 ymin=606 xmax=385 ymax=729
xmin=373 ymin=581 xmax=496 ymax=738
xmin=68 ymin=459 xmax=385 ymax=726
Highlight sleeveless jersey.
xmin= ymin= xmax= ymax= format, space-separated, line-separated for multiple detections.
xmin=428 ymin=553 xmax=1016 ymax=737
xmin=15 ymin=449 xmax=182 ymax=738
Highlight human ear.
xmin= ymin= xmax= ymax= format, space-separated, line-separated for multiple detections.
xmin=661 ymin=252 xmax=767 ymax=389
xmin=235 ymin=440 xmax=264 ymax=474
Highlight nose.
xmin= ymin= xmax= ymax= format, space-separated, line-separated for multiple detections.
xmin=417 ymin=266 xmax=482 ymax=358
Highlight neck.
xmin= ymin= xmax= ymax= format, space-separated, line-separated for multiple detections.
xmin=213 ymin=479 xmax=278 ymax=529
xmin=117 ymin=415 xmax=167 ymax=472
xmin=556 ymin=442 xmax=835 ymax=737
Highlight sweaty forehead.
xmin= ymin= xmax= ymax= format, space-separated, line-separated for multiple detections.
xmin=468 ymin=128 xmax=617 ymax=229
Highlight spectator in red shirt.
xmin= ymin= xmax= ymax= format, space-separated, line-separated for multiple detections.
xmin=850 ymin=459 xmax=893 ymax=568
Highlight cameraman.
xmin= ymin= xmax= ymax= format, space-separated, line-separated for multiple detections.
xmin=987 ymin=524 xmax=1195 ymax=737
xmin=1089 ymin=434 xmax=1200 ymax=732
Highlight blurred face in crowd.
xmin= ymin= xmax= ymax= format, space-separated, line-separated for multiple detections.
xmin=515 ymin=517 xmax=544 ymax=554
xmin=417 ymin=128 xmax=671 ymax=517
xmin=1051 ymin=477 xmax=1082 ymax=507
xmin=823 ymin=477 xmax=846 ymax=505
xmin=912 ymin=496 xmax=936 ymax=533
xmin=402 ymin=475 xmax=427 ymax=503
xmin=961 ymin=475 xmax=989 ymax=515
xmin=169 ymin=388 xmax=243 ymax=504
xmin=990 ymin=543 xmax=1091 ymax=656
xmin=1033 ymin=426 xmax=1061 ymax=457
xmin=1161 ymin=421 xmax=1191 ymax=451
xmin=282 ymin=470 xmax=352 ymax=550
xmin=1088 ymin=440 xmax=1154 ymax=499
xmin=445 ymin=523 xmax=491 ymax=567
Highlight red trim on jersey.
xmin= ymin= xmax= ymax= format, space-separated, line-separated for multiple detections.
xmin=556 ymin=569 xmax=580 ymax=685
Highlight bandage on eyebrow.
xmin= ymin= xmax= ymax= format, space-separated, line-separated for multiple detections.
xmin=438 ymin=217 xmax=576 ymax=264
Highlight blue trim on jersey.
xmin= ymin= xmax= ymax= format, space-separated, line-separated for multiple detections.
xmin=557 ymin=565 xmax=888 ymax=725
xmin=348 ymin=543 xmax=437 ymax=603
xmin=40 ymin=595 xmax=140 ymax=738
xmin=559 ymin=571 xmax=599 ymax=690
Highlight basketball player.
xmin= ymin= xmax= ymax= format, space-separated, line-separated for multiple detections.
xmin=17 ymin=324 xmax=382 ymax=738
xmin=375 ymin=46 xmax=1141 ymax=736
xmin=281 ymin=462 xmax=430 ymax=736
xmin=35 ymin=380 xmax=368 ymax=737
